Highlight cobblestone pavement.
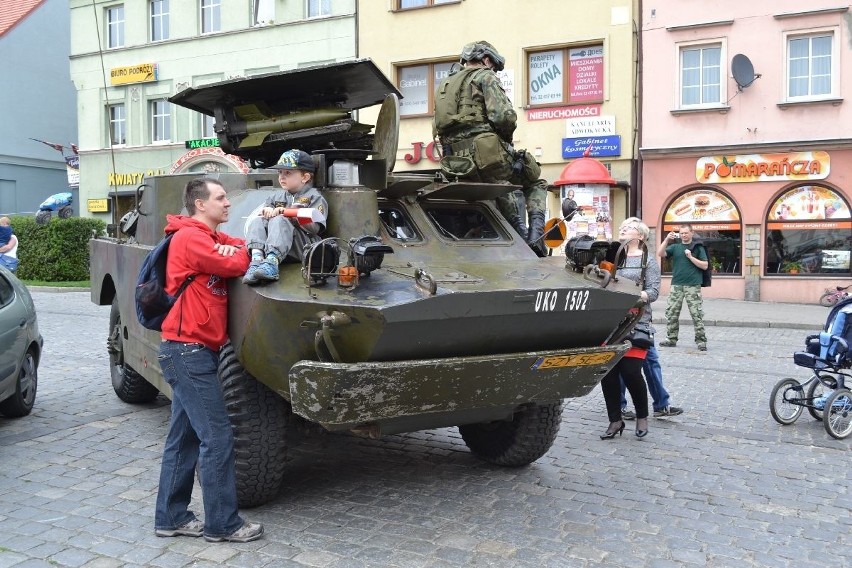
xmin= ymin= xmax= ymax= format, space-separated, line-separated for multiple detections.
xmin=0 ymin=291 xmax=848 ymax=568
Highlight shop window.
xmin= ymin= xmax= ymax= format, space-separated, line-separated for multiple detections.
xmin=396 ymin=61 xmax=455 ymax=117
xmin=678 ymin=41 xmax=724 ymax=108
xmin=527 ymin=44 xmax=604 ymax=106
xmin=201 ymin=0 xmax=221 ymax=33
xmin=150 ymin=0 xmax=169 ymax=42
xmin=107 ymin=5 xmax=125 ymax=49
xmin=785 ymin=31 xmax=835 ymax=101
xmin=661 ymin=188 xmax=742 ymax=275
xmin=765 ymin=184 xmax=851 ymax=276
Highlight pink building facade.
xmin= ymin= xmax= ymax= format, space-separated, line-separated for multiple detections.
xmin=640 ymin=2 xmax=851 ymax=302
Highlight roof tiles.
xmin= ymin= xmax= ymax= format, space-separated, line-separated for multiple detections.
xmin=0 ymin=0 xmax=44 ymax=39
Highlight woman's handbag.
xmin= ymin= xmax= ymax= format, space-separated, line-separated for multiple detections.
xmin=628 ymin=328 xmax=653 ymax=349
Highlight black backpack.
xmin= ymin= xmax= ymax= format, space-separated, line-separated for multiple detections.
xmin=135 ymin=234 xmax=194 ymax=331
xmin=690 ymin=243 xmax=712 ymax=288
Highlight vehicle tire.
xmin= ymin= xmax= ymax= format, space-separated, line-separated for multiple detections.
xmin=218 ymin=343 xmax=289 ymax=508
xmin=769 ymin=378 xmax=804 ymax=425
xmin=58 ymin=206 xmax=73 ymax=219
xmin=806 ymin=375 xmax=837 ymax=421
xmin=822 ymin=388 xmax=852 ymax=440
xmin=108 ymin=298 xmax=158 ymax=403
xmin=459 ymin=401 xmax=562 ymax=466
xmin=819 ymin=292 xmax=838 ymax=307
xmin=0 ymin=350 xmax=38 ymax=417
xmin=35 ymin=210 xmax=52 ymax=225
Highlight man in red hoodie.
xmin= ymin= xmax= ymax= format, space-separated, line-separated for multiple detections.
xmin=154 ymin=178 xmax=264 ymax=543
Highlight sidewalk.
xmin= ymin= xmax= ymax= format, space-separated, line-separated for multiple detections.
xmin=652 ymin=294 xmax=828 ymax=330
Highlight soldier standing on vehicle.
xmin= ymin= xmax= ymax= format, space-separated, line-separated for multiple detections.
xmin=154 ymin=178 xmax=264 ymax=543
xmin=433 ymin=40 xmax=549 ymax=256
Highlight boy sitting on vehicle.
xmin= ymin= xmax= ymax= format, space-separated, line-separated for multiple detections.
xmin=243 ymin=149 xmax=328 ymax=285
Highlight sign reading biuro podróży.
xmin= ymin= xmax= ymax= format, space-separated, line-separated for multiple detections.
xmin=562 ymin=135 xmax=621 ymax=158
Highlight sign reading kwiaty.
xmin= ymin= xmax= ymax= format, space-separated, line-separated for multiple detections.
xmin=696 ymin=152 xmax=830 ymax=183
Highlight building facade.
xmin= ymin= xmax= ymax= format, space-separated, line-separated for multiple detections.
xmin=641 ymin=2 xmax=851 ymax=302
xmin=69 ymin=0 xmax=356 ymax=226
xmin=0 ymin=0 xmax=78 ymax=215
xmin=358 ymin=0 xmax=640 ymax=237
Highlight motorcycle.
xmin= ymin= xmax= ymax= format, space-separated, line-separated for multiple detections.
xmin=35 ymin=192 xmax=74 ymax=224
xmin=819 ymin=284 xmax=851 ymax=307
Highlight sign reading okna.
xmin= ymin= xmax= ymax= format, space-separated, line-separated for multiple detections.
xmin=562 ymin=135 xmax=621 ymax=159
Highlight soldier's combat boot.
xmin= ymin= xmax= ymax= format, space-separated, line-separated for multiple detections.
xmin=508 ymin=214 xmax=528 ymax=241
xmin=526 ymin=211 xmax=548 ymax=257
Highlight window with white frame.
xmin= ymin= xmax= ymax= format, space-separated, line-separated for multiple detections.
xmin=397 ymin=61 xmax=455 ymax=117
xmin=307 ymin=0 xmax=331 ymax=17
xmin=253 ymin=0 xmax=274 ymax=25
xmin=201 ymin=0 xmax=221 ymax=33
xmin=109 ymin=104 xmax=126 ymax=145
xmin=107 ymin=5 xmax=125 ymax=48
xmin=202 ymin=114 xmax=216 ymax=138
xmin=679 ymin=43 xmax=722 ymax=107
xmin=150 ymin=99 xmax=171 ymax=143
xmin=786 ymin=32 xmax=834 ymax=100
xmin=397 ymin=0 xmax=457 ymax=8
xmin=150 ymin=0 xmax=169 ymax=41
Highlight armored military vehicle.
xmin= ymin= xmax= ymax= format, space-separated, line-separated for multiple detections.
xmin=90 ymin=59 xmax=643 ymax=507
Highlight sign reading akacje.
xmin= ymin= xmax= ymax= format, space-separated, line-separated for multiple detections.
xmin=110 ymin=63 xmax=158 ymax=86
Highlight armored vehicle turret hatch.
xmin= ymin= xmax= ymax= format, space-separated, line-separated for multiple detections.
xmin=90 ymin=58 xmax=643 ymax=507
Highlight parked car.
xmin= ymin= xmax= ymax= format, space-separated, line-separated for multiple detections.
xmin=0 ymin=265 xmax=42 ymax=417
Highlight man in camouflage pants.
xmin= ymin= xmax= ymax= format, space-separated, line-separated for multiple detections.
xmin=433 ymin=40 xmax=549 ymax=256
xmin=656 ymin=223 xmax=709 ymax=350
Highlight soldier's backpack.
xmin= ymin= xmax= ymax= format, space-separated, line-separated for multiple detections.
xmin=135 ymin=233 xmax=194 ymax=331
xmin=433 ymin=67 xmax=486 ymax=137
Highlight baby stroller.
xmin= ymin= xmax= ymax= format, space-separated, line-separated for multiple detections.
xmin=769 ymin=297 xmax=852 ymax=439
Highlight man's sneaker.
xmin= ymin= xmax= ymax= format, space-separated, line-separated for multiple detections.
xmin=204 ymin=521 xmax=264 ymax=543
xmin=622 ymin=409 xmax=636 ymax=420
xmin=697 ymin=343 xmax=707 ymax=351
xmin=659 ymin=340 xmax=676 ymax=347
xmin=654 ymin=406 xmax=684 ymax=417
xmin=155 ymin=518 xmax=204 ymax=538
xmin=254 ymin=260 xmax=279 ymax=283
xmin=242 ymin=261 xmax=263 ymax=285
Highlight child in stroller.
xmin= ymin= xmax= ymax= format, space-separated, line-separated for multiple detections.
xmin=769 ymin=297 xmax=852 ymax=439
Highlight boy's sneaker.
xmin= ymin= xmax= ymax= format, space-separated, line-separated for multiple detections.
xmin=204 ymin=521 xmax=264 ymax=543
xmin=659 ymin=340 xmax=676 ymax=347
xmin=654 ymin=406 xmax=684 ymax=417
xmin=255 ymin=260 xmax=279 ymax=283
xmin=621 ymin=409 xmax=636 ymax=420
xmin=242 ymin=261 xmax=263 ymax=285
xmin=155 ymin=518 xmax=204 ymax=538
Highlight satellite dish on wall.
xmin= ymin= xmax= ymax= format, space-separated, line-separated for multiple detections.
xmin=731 ymin=54 xmax=760 ymax=91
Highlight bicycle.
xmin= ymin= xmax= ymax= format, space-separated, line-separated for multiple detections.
xmin=819 ymin=284 xmax=851 ymax=307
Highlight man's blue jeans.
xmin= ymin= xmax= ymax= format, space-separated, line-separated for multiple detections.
xmin=154 ymin=341 xmax=243 ymax=538
xmin=620 ymin=344 xmax=670 ymax=412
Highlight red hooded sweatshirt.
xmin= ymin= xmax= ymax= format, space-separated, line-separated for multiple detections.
xmin=160 ymin=214 xmax=249 ymax=351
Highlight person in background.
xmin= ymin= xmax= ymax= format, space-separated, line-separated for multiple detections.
xmin=154 ymin=178 xmax=264 ymax=543
xmin=657 ymin=223 xmax=709 ymax=351
xmin=617 ymin=218 xmax=683 ymax=419
xmin=599 ymin=219 xmax=654 ymax=440
xmin=0 ymin=216 xmax=19 ymax=272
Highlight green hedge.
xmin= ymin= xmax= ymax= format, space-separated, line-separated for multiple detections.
xmin=5 ymin=215 xmax=106 ymax=281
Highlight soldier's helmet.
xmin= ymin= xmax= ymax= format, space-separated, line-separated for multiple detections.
xmin=459 ymin=41 xmax=505 ymax=72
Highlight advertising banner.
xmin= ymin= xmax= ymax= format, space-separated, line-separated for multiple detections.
xmin=664 ymin=189 xmax=740 ymax=224
xmin=696 ymin=152 xmax=830 ymax=183
xmin=568 ymin=46 xmax=604 ymax=102
xmin=65 ymin=155 xmax=79 ymax=189
xmin=562 ymin=135 xmax=620 ymax=158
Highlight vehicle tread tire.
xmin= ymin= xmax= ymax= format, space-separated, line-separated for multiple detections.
xmin=219 ymin=343 xmax=289 ymax=508
xmin=0 ymin=350 xmax=37 ymax=417
xmin=109 ymin=299 xmax=158 ymax=403
xmin=459 ymin=401 xmax=562 ymax=467
xmin=822 ymin=388 xmax=852 ymax=440
xmin=769 ymin=378 xmax=804 ymax=425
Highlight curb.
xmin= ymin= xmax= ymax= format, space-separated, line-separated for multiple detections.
xmin=27 ymin=286 xmax=90 ymax=293
xmin=652 ymin=316 xmax=818 ymax=331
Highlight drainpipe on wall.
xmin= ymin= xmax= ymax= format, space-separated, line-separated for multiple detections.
xmin=634 ymin=0 xmax=644 ymax=221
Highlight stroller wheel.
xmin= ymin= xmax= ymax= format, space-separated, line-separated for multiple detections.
xmin=823 ymin=388 xmax=852 ymax=439
xmin=770 ymin=378 xmax=804 ymax=425
xmin=806 ymin=376 xmax=837 ymax=421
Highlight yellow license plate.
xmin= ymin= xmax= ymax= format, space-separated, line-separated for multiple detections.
xmin=531 ymin=351 xmax=616 ymax=370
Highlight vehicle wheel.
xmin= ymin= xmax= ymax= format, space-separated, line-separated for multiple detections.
xmin=822 ymin=389 xmax=852 ymax=439
xmin=459 ymin=401 xmax=562 ymax=466
xmin=769 ymin=378 xmax=804 ymax=425
xmin=0 ymin=350 xmax=38 ymax=417
xmin=108 ymin=298 xmax=158 ymax=403
xmin=819 ymin=292 xmax=838 ymax=307
xmin=219 ymin=343 xmax=289 ymax=507
xmin=35 ymin=210 xmax=52 ymax=225
xmin=806 ymin=375 xmax=837 ymax=421
xmin=58 ymin=206 xmax=73 ymax=219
